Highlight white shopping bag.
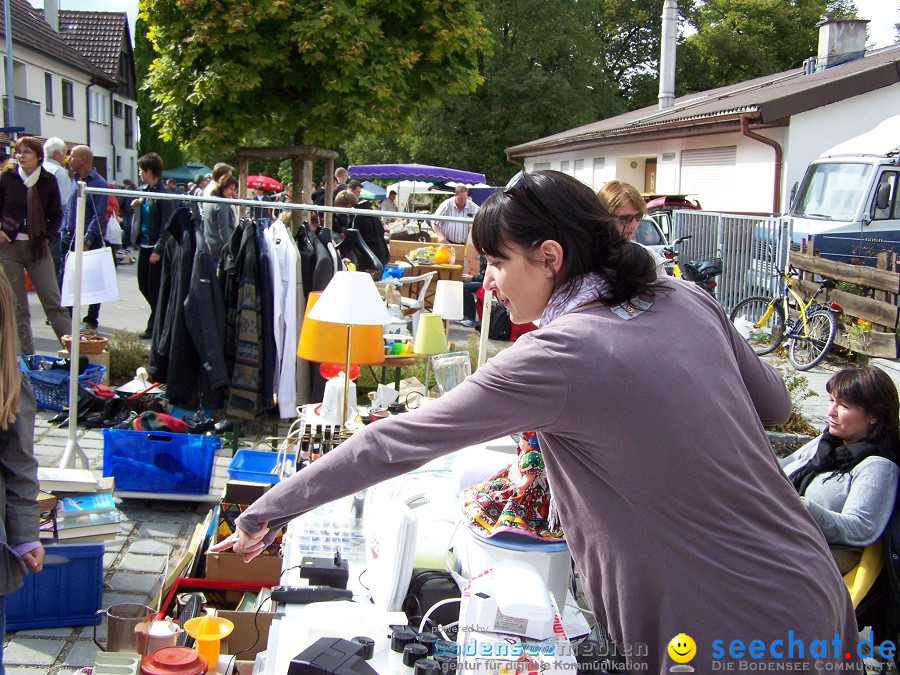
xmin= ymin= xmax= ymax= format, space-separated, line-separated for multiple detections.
xmin=105 ymin=215 xmax=123 ymax=245
xmin=61 ymin=246 xmax=120 ymax=306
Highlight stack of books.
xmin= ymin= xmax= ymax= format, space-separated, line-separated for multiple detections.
xmin=38 ymin=469 xmax=124 ymax=543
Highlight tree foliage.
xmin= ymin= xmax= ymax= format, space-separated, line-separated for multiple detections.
xmin=677 ymin=0 xmax=859 ymax=94
xmin=134 ymin=17 xmax=184 ymax=168
xmin=140 ymin=0 xmax=491 ymax=154
xmin=341 ymin=0 xmax=629 ymax=184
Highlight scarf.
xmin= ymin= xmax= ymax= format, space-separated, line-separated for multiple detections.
xmin=539 ymin=272 xmax=611 ymax=327
xmin=16 ymin=166 xmax=47 ymax=259
xmin=790 ymin=430 xmax=881 ymax=496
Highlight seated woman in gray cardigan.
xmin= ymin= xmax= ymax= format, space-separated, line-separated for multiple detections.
xmin=781 ymin=365 xmax=900 ymax=573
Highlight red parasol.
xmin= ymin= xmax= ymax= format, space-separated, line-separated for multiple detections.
xmin=246 ymin=175 xmax=283 ymax=192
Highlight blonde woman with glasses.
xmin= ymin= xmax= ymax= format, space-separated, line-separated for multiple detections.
xmin=0 ymin=267 xmax=44 ymax=672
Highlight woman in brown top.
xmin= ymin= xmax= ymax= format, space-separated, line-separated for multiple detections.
xmin=0 ymin=137 xmax=67 ymax=354
xmin=214 ymin=170 xmax=860 ymax=673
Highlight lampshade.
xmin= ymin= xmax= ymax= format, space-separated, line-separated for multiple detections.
xmin=308 ymin=271 xmax=393 ymax=325
xmin=297 ymin=292 xmax=385 ymax=365
xmin=414 ymin=313 xmax=449 ymax=355
xmin=432 ymin=280 xmax=464 ymax=321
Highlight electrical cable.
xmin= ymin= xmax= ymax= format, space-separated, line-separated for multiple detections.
xmin=225 ymin=596 xmax=274 ymax=675
xmin=418 ymin=597 xmax=460 ymax=634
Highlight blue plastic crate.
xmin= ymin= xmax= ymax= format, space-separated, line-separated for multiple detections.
xmin=102 ymin=428 xmax=220 ymax=495
xmin=6 ymin=543 xmax=103 ymax=630
xmin=20 ymin=354 xmax=106 ymax=411
xmin=228 ymin=449 xmax=296 ymax=484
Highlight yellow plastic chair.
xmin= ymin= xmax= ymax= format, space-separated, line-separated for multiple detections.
xmin=843 ymin=540 xmax=884 ymax=608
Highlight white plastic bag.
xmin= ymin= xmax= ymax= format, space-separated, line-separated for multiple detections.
xmin=105 ymin=215 xmax=123 ymax=245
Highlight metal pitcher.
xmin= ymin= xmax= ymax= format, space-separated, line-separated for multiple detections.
xmin=93 ymin=602 xmax=155 ymax=652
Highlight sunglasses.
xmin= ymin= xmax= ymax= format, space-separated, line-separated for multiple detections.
xmin=504 ymin=170 xmax=555 ymax=221
xmin=614 ymin=213 xmax=642 ymax=227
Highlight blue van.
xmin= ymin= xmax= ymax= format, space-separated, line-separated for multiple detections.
xmin=790 ymin=115 xmax=900 ymax=264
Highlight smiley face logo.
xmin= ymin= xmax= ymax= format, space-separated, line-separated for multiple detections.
xmin=667 ymin=633 xmax=696 ymax=664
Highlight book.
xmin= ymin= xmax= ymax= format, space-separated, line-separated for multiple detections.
xmin=43 ymin=510 xmax=124 ymax=541
xmin=37 ymin=491 xmax=58 ymax=513
xmin=56 ymin=492 xmax=116 ymax=519
xmin=37 ymin=468 xmax=99 ymax=494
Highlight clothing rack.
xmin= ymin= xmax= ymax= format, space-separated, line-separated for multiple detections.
xmin=59 ymin=183 xmax=475 ymax=469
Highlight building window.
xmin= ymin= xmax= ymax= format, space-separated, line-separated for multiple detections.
xmin=44 ymin=73 xmax=53 ymax=113
xmin=89 ymin=90 xmax=110 ymax=125
xmin=114 ymin=100 xmax=123 ymax=118
xmin=533 ymin=162 xmax=551 ymax=171
xmin=116 ymin=154 xmax=122 ymax=172
xmin=560 ymin=160 xmax=570 ymax=174
xmin=124 ymin=104 xmax=134 ymax=149
xmin=62 ymin=80 xmax=74 ymax=117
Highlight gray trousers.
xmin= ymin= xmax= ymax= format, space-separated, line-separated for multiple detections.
xmin=0 ymin=239 xmax=70 ymax=354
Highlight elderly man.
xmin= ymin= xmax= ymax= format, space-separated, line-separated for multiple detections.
xmin=43 ymin=138 xmax=69 ymax=278
xmin=58 ymin=145 xmax=108 ymax=333
xmin=431 ymin=185 xmax=478 ymax=244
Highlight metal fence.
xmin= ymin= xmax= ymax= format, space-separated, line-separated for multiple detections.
xmin=671 ymin=210 xmax=791 ymax=313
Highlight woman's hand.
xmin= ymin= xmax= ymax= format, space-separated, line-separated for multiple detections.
xmin=208 ymin=522 xmax=270 ymax=562
xmin=515 ymin=471 xmax=537 ymax=498
xmin=131 ymin=198 xmax=142 ymax=209
xmin=22 ymin=546 xmax=44 ymax=572
xmin=0 ymin=230 xmax=9 ymax=244
xmin=149 ymin=252 xmax=161 ymax=264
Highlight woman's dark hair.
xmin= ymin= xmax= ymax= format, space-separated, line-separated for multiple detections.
xmin=827 ymin=365 xmax=900 ymax=457
xmin=472 ymin=170 xmax=660 ymax=307
xmin=14 ymin=136 xmax=44 ymax=162
xmin=137 ymin=152 xmax=164 ymax=179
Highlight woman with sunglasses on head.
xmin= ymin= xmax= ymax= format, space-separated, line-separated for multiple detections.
xmin=212 ymin=170 xmax=860 ymax=673
xmin=781 ymin=365 xmax=899 ymax=574
xmin=597 ymin=180 xmax=667 ymax=277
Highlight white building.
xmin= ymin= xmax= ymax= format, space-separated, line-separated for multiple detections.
xmin=506 ymin=21 xmax=900 ymax=216
xmin=0 ymin=0 xmax=138 ymax=184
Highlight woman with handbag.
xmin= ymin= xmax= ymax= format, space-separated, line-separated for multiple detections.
xmin=0 ymin=266 xmax=44 ymax=674
xmin=0 ymin=137 xmax=68 ymax=355
xmin=212 ymin=170 xmax=861 ymax=673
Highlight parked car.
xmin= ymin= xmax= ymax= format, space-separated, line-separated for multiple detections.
xmin=643 ymin=194 xmax=702 ymax=238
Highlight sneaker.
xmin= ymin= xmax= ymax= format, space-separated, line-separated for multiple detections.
xmin=458 ymin=318 xmax=478 ymax=328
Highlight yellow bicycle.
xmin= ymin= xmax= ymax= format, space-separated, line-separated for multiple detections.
xmin=729 ymin=266 xmax=841 ymax=371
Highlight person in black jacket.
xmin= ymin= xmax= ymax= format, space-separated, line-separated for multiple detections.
xmin=131 ymin=153 xmax=175 ymax=339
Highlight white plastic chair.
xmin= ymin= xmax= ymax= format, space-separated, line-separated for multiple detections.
xmin=385 ymin=271 xmax=437 ymax=335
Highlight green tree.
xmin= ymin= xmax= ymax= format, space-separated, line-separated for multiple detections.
xmin=141 ymin=0 xmax=490 ymax=156
xmin=134 ymin=17 xmax=184 ymax=168
xmin=367 ymin=0 xmax=624 ymax=184
xmin=678 ymin=0 xmax=858 ymax=94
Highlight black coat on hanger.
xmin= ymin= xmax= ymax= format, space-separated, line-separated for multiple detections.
xmin=335 ymin=227 xmax=384 ymax=276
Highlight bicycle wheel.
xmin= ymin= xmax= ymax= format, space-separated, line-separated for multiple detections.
xmin=729 ymin=296 xmax=785 ymax=355
xmin=788 ymin=309 xmax=837 ymax=371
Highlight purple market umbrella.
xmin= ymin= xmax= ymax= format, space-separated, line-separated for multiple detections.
xmin=348 ymin=163 xmax=486 ymax=184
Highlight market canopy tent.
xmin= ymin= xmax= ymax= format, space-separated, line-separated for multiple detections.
xmin=360 ymin=181 xmax=386 ymax=200
xmin=162 ymin=162 xmax=213 ymax=183
xmin=348 ymin=163 xmax=486 ymax=185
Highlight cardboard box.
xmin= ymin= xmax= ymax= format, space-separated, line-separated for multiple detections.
xmin=205 ymin=550 xmax=283 ymax=585
xmin=217 ymin=480 xmax=282 ymax=554
xmin=219 ymin=609 xmax=274 ymax=662
xmin=58 ymin=349 xmax=110 ymax=384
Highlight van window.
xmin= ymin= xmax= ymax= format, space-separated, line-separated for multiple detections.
xmin=872 ymin=171 xmax=899 ymax=220
xmin=793 ymin=162 xmax=872 ymax=221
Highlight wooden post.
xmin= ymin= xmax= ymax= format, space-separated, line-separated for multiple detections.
xmin=875 ymin=251 xmax=891 ymax=332
xmin=238 ymin=155 xmax=250 ymax=216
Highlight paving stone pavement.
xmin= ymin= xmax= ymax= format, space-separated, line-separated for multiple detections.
xmin=2 ymin=407 xmax=294 ymax=673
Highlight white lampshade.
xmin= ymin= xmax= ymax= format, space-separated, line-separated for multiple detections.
xmin=432 ymin=280 xmax=464 ymax=321
xmin=308 ymin=272 xmax=393 ymax=325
